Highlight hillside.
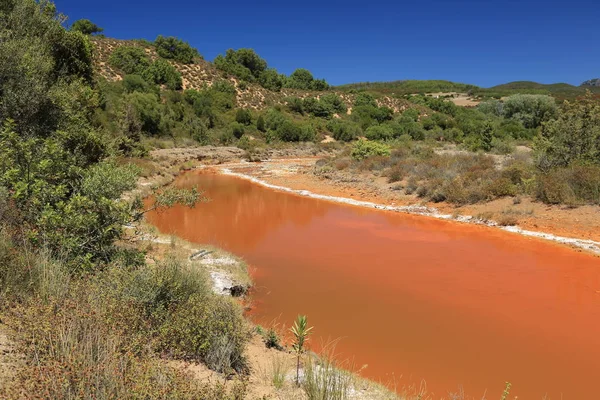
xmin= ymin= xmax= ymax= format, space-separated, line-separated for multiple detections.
xmin=336 ymin=79 xmax=479 ymax=95
xmin=92 ymin=37 xmax=414 ymax=113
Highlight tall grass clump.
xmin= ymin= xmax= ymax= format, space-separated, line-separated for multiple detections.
xmin=302 ymin=344 xmax=354 ymax=400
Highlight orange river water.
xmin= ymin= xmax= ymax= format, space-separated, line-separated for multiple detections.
xmin=145 ymin=171 xmax=600 ymax=399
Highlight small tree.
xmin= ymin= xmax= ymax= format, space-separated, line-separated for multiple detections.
xmin=256 ymin=115 xmax=266 ymax=132
xmin=481 ymin=121 xmax=494 ymax=152
xmin=71 ymin=19 xmax=103 ymax=35
xmin=290 ymin=315 xmax=313 ymax=386
xmin=154 ymin=35 xmax=200 ymax=64
xmin=235 ymin=109 xmax=252 ymax=125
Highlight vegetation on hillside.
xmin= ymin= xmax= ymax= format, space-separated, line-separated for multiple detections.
xmin=0 ymin=1 xmax=248 ymax=397
xmin=214 ymin=48 xmax=329 ymax=91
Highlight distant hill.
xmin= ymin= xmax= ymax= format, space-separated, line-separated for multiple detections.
xmin=336 ymin=80 xmax=479 ymax=95
xmin=581 ymin=78 xmax=600 ymax=87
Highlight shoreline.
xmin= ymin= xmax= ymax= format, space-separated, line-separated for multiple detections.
xmin=211 ymin=164 xmax=600 ymax=255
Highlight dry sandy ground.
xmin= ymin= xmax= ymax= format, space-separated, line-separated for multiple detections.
xmin=427 ymin=93 xmax=480 ymax=107
xmin=0 ymin=323 xmax=21 ymax=391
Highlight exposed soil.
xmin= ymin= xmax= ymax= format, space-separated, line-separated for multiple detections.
xmin=0 ymin=323 xmax=22 ymax=392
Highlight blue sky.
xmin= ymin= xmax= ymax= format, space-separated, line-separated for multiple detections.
xmin=54 ymin=0 xmax=598 ymax=87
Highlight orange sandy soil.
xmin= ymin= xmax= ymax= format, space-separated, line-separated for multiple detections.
xmin=217 ymin=158 xmax=600 ymax=246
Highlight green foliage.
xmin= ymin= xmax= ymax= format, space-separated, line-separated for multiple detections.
xmin=70 ymin=18 xmax=103 ymax=35
xmin=145 ymin=59 xmax=182 ymax=90
xmin=256 ymin=115 xmax=266 ymax=132
xmin=536 ymin=92 xmax=600 ymax=169
xmin=230 ymin=122 xmax=245 ymax=139
xmin=214 ymin=48 xmax=267 ymax=82
xmin=154 ymin=35 xmax=200 ymax=64
xmin=235 ymin=109 xmax=252 ymax=125
xmin=354 ymin=92 xmax=377 ymax=107
xmin=160 ymin=293 xmax=248 ymax=373
xmin=338 ymin=79 xmax=478 ymax=95
xmin=290 ymin=315 xmax=313 ymax=385
xmin=122 ymin=74 xmax=154 ymax=93
xmin=351 ymin=139 xmax=391 ymax=160
xmin=286 ymin=97 xmax=305 ymax=114
xmin=264 ymin=329 xmax=283 ymax=350
xmin=259 ymin=68 xmax=284 ymax=91
xmin=503 ymin=94 xmax=557 ymax=128
xmin=320 ymin=93 xmax=347 ymax=114
xmin=109 ymin=46 xmax=151 ymax=75
xmin=124 ymin=92 xmax=162 ymax=135
xmin=277 ymin=120 xmax=303 ymax=142
xmin=327 ymin=120 xmax=362 ymax=142
xmin=365 ymin=124 xmax=394 ymax=141
xmin=285 ymin=68 xmax=326 ymax=90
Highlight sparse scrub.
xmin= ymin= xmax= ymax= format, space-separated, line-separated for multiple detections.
xmin=302 ymin=344 xmax=353 ymax=400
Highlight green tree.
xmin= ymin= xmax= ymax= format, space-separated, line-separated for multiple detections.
xmin=256 ymin=115 xmax=266 ymax=132
xmin=354 ymin=92 xmax=377 ymax=107
xmin=214 ymin=48 xmax=267 ymax=82
xmin=109 ymin=46 xmax=151 ymax=75
xmin=230 ymin=122 xmax=245 ymax=139
xmin=481 ymin=121 xmax=494 ymax=151
xmin=145 ymin=59 xmax=182 ymax=90
xmin=235 ymin=109 xmax=252 ymax=125
xmin=503 ymin=94 xmax=557 ymax=129
xmin=536 ymin=92 xmax=600 ymax=170
xmin=70 ymin=19 xmax=103 ymax=35
xmin=259 ymin=69 xmax=284 ymax=91
xmin=290 ymin=315 xmax=313 ymax=386
xmin=154 ymin=35 xmax=200 ymax=64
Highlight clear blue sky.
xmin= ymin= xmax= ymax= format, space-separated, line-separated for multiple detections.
xmin=54 ymin=0 xmax=598 ymax=87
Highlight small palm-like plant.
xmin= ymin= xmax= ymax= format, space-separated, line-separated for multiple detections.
xmin=290 ymin=315 xmax=313 ymax=386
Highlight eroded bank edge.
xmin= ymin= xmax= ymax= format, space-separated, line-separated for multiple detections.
xmin=217 ymin=167 xmax=600 ymax=255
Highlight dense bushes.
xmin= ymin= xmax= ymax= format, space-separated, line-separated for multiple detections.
xmin=351 ymin=139 xmax=391 ymax=160
xmin=70 ymin=18 xmax=103 ymax=35
xmin=109 ymin=46 xmax=183 ymax=90
xmin=109 ymin=46 xmax=152 ymax=75
xmin=154 ymin=35 xmax=200 ymax=64
xmin=214 ymin=48 xmax=329 ymax=91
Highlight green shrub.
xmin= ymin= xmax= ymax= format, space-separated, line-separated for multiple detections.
xmin=154 ymin=35 xmax=200 ymax=64
xmin=122 ymin=74 xmax=153 ymax=93
xmin=536 ymin=92 xmax=600 ymax=170
xmin=503 ymin=94 xmax=557 ymax=128
xmin=365 ymin=124 xmax=394 ymax=140
xmin=277 ymin=120 xmax=302 ymax=142
xmin=258 ymin=69 xmax=284 ymax=91
xmin=70 ymin=19 xmax=103 ymax=35
xmin=536 ymin=165 xmax=600 ymax=205
xmin=214 ymin=48 xmax=267 ymax=82
xmin=230 ymin=122 xmax=245 ymax=139
xmin=109 ymin=46 xmax=151 ymax=75
xmin=327 ymin=120 xmax=361 ymax=142
xmin=145 ymin=59 xmax=182 ymax=90
xmin=235 ymin=109 xmax=252 ymax=125
xmin=256 ymin=115 xmax=266 ymax=132
xmin=320 ymin=93 xmax=347 ymax=114
xmin=351 ymin=139 xmax=391 ymax=160
xmin=160 ymin=293 xmax=248 ymax=373
xmin=354 ymin=92 xmax=377 ymax=107
xmin=286 ymin=97 xmax=305 ymax=114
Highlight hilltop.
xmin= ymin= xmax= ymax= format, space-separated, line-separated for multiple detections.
xmin=91 ymin=37 xmax=413 ymax=113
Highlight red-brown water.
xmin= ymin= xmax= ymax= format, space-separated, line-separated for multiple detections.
xmin=146 ymin=171 xmax=600 ymax=399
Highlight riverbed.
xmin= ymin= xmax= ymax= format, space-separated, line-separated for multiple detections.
xmin=146 ymin=170 xmax=600 ymax=399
